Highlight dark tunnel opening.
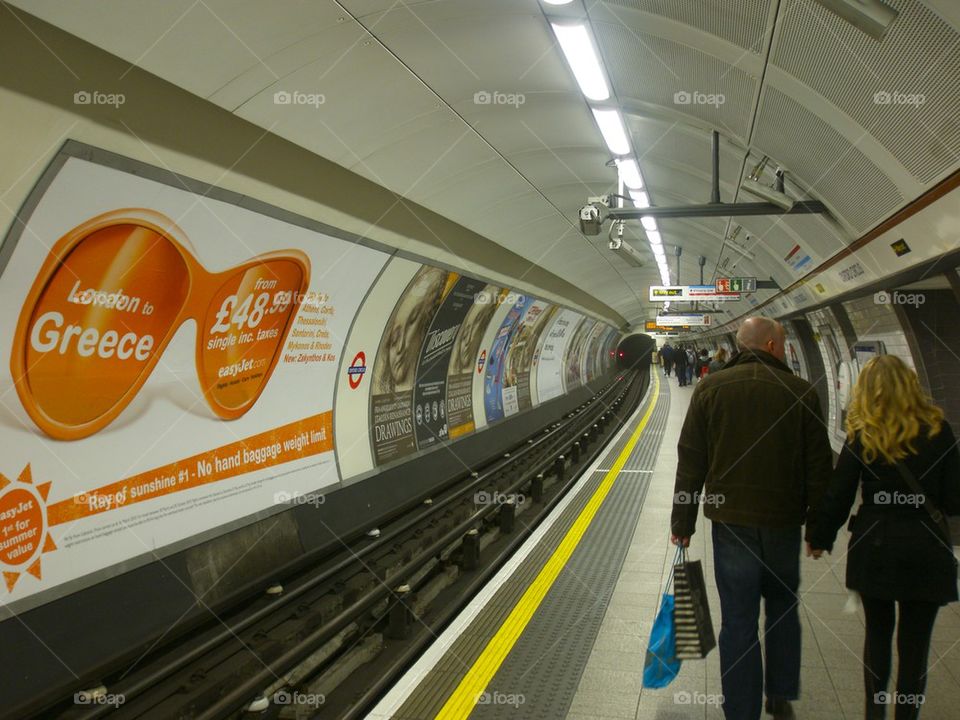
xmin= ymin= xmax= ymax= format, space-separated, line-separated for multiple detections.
xmin=616 ymin=333 xmax=655 ymax=371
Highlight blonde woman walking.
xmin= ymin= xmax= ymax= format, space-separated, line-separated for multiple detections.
xmin=810 ymin=355 xmax=959 ymax=720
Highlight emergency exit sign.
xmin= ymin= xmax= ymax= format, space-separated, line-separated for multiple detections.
xmin=716 ymin=276 xmax=756 ymax=293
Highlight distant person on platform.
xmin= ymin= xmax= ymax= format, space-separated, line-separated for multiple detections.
xmin=674 ymin=343 xmax=689 ymax=386
xmin=696 ymin=348 xmax=710 ymax=381
xmin=671 ymin=317 xmax=833 ymax=720
xmin=708 ymin=347 xmax=729 ymax=374
xmin=660 ymin=342 xmax=674 ymax=377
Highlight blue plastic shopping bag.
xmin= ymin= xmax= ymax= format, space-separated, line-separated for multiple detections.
xmin=643 ymin=547 xmax=683 ymax=688
xmin=643 ymin=592 xmax=681 ymax=688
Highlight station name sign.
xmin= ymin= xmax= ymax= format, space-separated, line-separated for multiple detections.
xmin=648 ymin=285 xmax=741 ymax=302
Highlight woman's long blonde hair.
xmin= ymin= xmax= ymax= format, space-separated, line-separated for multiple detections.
xmin=846 ymin=355 xmax=944 ymax=464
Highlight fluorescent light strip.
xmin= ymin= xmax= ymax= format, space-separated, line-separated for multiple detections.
xmin=551 ymin=23 xmax=610 ymax=101
xmin=641 ymin=216 xmax=657 ymax=232
xmin=630 ymin=189 xmax=649 ymax=208
xmin=616 ymin=157 xmax=644 ymax=188
xmin=593 ymin=109 xmax=630 ymax=156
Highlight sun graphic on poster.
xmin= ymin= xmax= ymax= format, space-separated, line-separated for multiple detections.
xmin=0 ymin=465 xmax=57 ymax=593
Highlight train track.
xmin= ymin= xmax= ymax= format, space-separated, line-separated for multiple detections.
xmin=45 ymin=369 xmax=648 ymax=720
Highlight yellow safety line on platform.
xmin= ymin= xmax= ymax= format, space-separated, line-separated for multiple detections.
xmin=433 ymin=372 xmax=661 ymax=720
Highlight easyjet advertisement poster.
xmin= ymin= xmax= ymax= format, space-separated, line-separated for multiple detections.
xmin=0 ymin=157 xmax=387 ymax=606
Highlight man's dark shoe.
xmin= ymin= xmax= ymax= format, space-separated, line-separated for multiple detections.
xmin=765 ymin=698 xmax=796 ymax=719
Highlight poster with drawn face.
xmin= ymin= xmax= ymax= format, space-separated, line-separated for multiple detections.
xmin=582 ymin=322 xmax=608 ymax=384
xmin=413 ymin=276 xmax=486 ymax=450
xmin=505 ymin=302 xmax=556 ymax=413
xmin=370 ymin=266 xmax=453 ymax=465
xmin=446 ymin=285 xmax=500 ymax=439
xmin=563 ymin=317 xmax=594 ymax=391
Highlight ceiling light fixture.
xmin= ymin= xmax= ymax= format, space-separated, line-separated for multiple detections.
xmin=593 ymin=109 xmax=630 ymax=155
xmin=641 ymin=216 xmax=657 ymax=232
xmin=551 ymin=23 xmax=610 ymax=101
xmin=616 ymin=157 xmax=644 ymax=188
xmin=630 ymin=189 xmax=649 ymax=208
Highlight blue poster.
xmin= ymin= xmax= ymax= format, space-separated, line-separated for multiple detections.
xmin=483 ymin=295 xmax=534 ymax=423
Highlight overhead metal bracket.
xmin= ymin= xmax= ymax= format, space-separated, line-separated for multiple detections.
xmin=606 ymin=200 xmax=829 ymax=220
xmin=579 ymin=130 xmax=829 ymax=233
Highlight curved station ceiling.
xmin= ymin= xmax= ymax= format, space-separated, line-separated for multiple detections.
xmin=13 ymin=0 xmax=960 ymax=329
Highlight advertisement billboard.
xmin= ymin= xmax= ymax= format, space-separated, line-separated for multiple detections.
xmin=0 ymin=156 xmax=386 ymax=605
xmin=535 ymin=309 xmax=582 ymax=403
xmin=369 ymin=267 xmax=455 ymax=465
xmin=413 ymin=276 xmax=486 ymax=450
xmin=445 ymin=285 xmax=500 ymax=439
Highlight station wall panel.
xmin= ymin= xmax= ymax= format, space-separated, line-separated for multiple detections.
xmin=0 ymin=145 xmax=617 ymax=613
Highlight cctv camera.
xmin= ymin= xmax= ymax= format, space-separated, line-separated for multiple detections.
xmin=579 ymin=204 xmax=603 ymax=235
xmin=741 ymin=177 xmax=794 ymax=211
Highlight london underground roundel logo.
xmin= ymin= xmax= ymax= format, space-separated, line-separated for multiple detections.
xmin=348 ymin=351 xmax=367 ymax=389
xmin=477 ymin=350 xmax=486 ymax=374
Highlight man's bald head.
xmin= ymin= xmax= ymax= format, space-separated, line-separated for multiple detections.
xmin=736 ymin=317 xmax=786 ymax=361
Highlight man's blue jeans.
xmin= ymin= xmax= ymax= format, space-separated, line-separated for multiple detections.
xmin=712 ymin=522 xmax=802 ymax=720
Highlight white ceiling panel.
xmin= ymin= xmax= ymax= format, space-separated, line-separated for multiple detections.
xmin=11 ymin=0 xmax=960 ymax=328
xmin=603 ymin=0 xmax=775 ymax=51
xmin=19 ymin=0 xmax=344 ymax=98
xmin=772 ymin=0 xmax=960 ymax=185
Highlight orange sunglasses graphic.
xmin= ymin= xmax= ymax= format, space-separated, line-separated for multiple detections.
xmin=11 ymin=209 xmax=310 ymax=440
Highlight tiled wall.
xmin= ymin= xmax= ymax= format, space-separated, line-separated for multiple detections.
xmin=895 ymin=288 xmax=960 ymax=429
xmin=842 ymin=294 xmax=917 ymax=370
xmin=805 ymin=307 xmax=847 ymax=452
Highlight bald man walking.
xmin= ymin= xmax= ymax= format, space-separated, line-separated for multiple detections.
xmin=671 ymin=317 xmax=833 ymax=720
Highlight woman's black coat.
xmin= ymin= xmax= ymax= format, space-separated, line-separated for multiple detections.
xmin=809 ymin=421 xmax=960 ymax=605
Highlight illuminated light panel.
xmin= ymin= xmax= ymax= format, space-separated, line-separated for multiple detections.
xmin=551 ymin=23 xmax=610 ymax=101
xmin=616 ymin=158 xmax=644 ymax=188
xmin=593 ymin=109 xmax=630 ymax=156
xmin=630 ymin=189 xmax=649 ymax=208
